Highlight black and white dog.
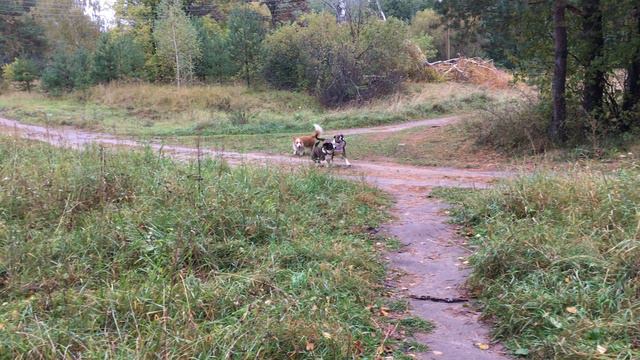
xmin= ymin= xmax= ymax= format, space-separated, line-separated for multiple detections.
xmin=311 ymin=140 xmax=335 ymax=166
xmin=331 ymin=134 xmax=351 ymax=166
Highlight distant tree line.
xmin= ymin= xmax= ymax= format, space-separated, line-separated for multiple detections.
xmin=0 ymin=0 xmax=473 ymax=105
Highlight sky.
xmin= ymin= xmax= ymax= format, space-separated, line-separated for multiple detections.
xmin=93 ymin=0 xmax=116 ymax=28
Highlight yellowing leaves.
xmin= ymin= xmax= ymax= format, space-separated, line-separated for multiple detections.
xmin=305 ymin=340 xmax=315 ymax=351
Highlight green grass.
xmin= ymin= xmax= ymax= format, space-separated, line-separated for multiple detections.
xmin=397 ymin=317 xmax=434 ymax=336
xmin=0 ymin=136 xmax=396 ymax=358
xmin=433 ymin=169 xmax=640 ymax=359
xmin=0 ymin=82 xmax=518 ymax=138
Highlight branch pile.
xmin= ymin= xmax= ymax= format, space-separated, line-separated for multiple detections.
xmin=425 ymin=57 xmax=512 ymax=89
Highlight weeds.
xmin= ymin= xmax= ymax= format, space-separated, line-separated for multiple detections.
xmin=0 ymin=137 xmax=391 ymax=358
xmin=434 ymin=168 xmax=640 ymax=359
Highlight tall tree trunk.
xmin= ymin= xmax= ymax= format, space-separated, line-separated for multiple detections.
xmin=623 ymin=5 xmax=640 ymax=114
xmin=263 ymin=0 xmax=278 ymax=27
xmin=336 ymin=0 xmax=346 ymax=23
xmin=581 ymin=0 xmax=604 ymax=116
xmin=171 ymin=21 xmax=180 ymax=88
xmin=550 ymin=0 xmax=568 ymax=143
xmin=375 ymin=0 xmax=386 ymax=21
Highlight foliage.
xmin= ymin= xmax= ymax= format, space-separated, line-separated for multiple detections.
xmin=440 ymin=0 xmax=640 ymax=136
xmin=226 ymin=6 xmax=268 ymax=87
xmin=435 ymin=168 xmax=640 ymax=358
xmin=154 ymin=0 xmax=202 ymax=87
xmin=31 ymin=0 xmax=100 ymax=54
xmin=193 ymin=17 xmax=235 ymax=82
xmin=379 ymin=0 xmax=435 ymax=21
xmin=1 ymin=58 xmax=39 ymax=92
xmin=263 ymin=13 xmax=412 ymax=106
xmin=0 ymin=4 xmax=47 ymax=65
xmin=0 ymin=137 xmax=388 ymax=358
xmin=92 ymin=32 xmax=146 ymax=83
xmin=41 ymin=49 xmax=94 ymax=95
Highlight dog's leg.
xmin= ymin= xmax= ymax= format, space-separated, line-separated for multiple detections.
xmin=343 ymin=150 xmax=351 ymax=166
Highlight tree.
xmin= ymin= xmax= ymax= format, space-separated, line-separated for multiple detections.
xmin=550 ymin=0 xmax=568 ymax=143
xmin=193 ymin=17 xmax=235 ymax=82
xmin=31 ymin=0 xmax=100 ymax=54
xmin=154 ymin=0 xmax=201 ymax=87
xmin=93 ymin=32 xmax=145 ymax=83
xmin=0 ymin=2 xmax=47 ymax=66
xmin=41 ymin=48 xmax=94 ymax=95
xmin=622 ymin=5 xmax=640 ymax=113
xmin=2 ymin=58 xmax=39 ymax=92
xmin=227 ymin=6 xmax=267 ymax=87
xmin=580 ymin=0 xmax=605 ymax=117
xmin=380 ymin=0 xmax=434 ymax=21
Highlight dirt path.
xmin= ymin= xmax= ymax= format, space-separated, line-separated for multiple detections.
xmin=0 ymin=116 xmax=510 ymax=359
xmin=336 ymin=115 xmax=461 ymax=136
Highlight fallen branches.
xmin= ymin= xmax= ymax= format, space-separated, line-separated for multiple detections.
xmin=424 ymin=57 xmax=512 ymax=88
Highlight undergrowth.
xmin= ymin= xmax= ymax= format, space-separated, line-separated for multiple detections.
xmin=433 ymin=169 xmax=640 ymax=359
xmin=0 ymin=137 xmax=392 ymax=358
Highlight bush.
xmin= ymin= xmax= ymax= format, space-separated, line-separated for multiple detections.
xmin=464 ymin=100 xmax=551 ymax=154
xmin=1 ymin=58 xmax=39 ymax=92
xmin=262 ymin=13 xmax=413 ymax=106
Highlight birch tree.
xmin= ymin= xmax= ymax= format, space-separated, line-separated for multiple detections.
xmin=154 ymin=0 xmax=201 ymax=87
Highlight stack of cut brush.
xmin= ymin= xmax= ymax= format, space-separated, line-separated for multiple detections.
xmin=425 ymin=57 xmax=512 ymax=88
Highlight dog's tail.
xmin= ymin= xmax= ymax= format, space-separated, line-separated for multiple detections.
xmin=313 ymin=124 xmax=323 ymax=139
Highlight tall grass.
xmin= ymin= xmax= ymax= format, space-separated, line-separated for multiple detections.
xmin=435 ymin=169 xmax=640 ymax=359
xmin=0 ymin=82 xmax=519 ymax=137
xmin=0 ymin=137 xmax=390 ymax=358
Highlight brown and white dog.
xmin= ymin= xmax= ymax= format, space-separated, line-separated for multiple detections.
xmin=293 ymin=124 xmax=323 ymax=156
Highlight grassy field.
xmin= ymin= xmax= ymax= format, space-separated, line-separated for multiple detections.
xmin=0 ymin=137 xmax=434 ymax=358
xmin=434 ymin=169 xmax=640 ymax=359
xmin=0 ymin=82 xmax=520 ymax=137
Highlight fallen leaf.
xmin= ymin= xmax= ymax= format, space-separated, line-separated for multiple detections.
xmin=353 ymin=340 xmax=364 ymax=355
xmin=596 ymin=345 xmax=607 ymax=354
xmin=322 ymin=332 xmax=332 ymax=339
xmin=0 ymin=323 xmax=4 ymax=331
xmin=305 ymin=341 xmax=315 ymax=351
xmin=476 ymin=343 xmax=490 ymax=350
xmin=432 ymin=350 xmax=443 ymax=355
xmin=379 ymin=307 xmax=390 ymax=317
xmin=565 ymin=306 xmax=578 ymax=314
